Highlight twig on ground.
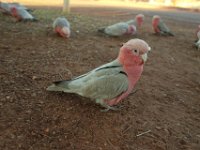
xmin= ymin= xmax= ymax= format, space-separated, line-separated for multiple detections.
xmin=136 ymin=130 xmax=151 ymax=137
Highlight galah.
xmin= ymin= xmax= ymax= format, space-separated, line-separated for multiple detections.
xmin=195 ymin=25 xmax=200 ymax=50
xmin=47 ymin=39 xmax=151 ymax=111
xmin=53 ymin=17 xmax=71 ymax=38
xmin=0 ymin=2 xmax=30 ymax=15
xmin=126 ymin=14 xmax=145 ymax=28
xmin=10 ymin=6 xmax=36 ymax=21
xmin=195 ymin=25 xmax=200 ymax=39
xmin=152 ymin=15 xmax=174 ymax=36
xmin=98 ymin=22 xmax=137 ymax=37
xmin=0 ymin=2 xmax=11 ymax=14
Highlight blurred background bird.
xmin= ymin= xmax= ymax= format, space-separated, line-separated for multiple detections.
xmin=126 ymin=14 xmax=145 ymax=28
xmin=10 ymin=6 xmax=37 ymax=22
xmin=0 ymin=2 xmax=31 ymax=15
xmin=98 ymin=22 xmax=137 ymax=37
xmin=152 ymin=15 xmax=174 ymax=36
xmin=53 ymin=17 xmax=71 ymax=38
xmin=195 ymin=25 xmax=200 ymax=50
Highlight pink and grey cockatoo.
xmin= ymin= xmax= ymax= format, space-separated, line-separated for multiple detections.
xmin=152 ymin=15 xmax=174 ymax=36
xmin=126 ymin=14 xmax=145 ymax=28
xmin=98 ymin=22 xmax=137 ymax=37
xmin=0 ymin=2 xmax=31 ymax=15
xmin=10 ymin=6 xmax=36 ymax=21
xmin=0 ymin=2 xmax=11 ymax=14
xmin=195 ymin=25 xmax=200 ymax=50
xmin=53 ymin=17 xmax=71 ymax=38
xmin=47 ymin=39 xmax=151 ymax=111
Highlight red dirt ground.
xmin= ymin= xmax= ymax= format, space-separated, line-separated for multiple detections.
xmin=0 ymin=6 xmax=200 ymax=150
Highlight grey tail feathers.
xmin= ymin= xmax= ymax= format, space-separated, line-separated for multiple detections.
xmin=46 ymin=80 xmax=70 ymax=92
xmin=98 ymin=27 xmax=105 ymax=33
xmin=22 ymin=18 xmax=38 ymax=22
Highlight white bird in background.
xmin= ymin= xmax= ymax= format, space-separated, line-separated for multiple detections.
xmin=53 ymin=17 xmax=71 ymax=38
xmin=98 ymin=22 xmax=137 ymax=37
xmin=47 ymin=39 xmax=151 ymax=111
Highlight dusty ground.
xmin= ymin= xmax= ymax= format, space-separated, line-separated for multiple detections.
xmin=0 ymin=6 xmax=200 ymax=150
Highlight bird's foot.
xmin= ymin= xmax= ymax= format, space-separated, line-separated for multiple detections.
xmin=101 ymin=105 xmax=123 ymax=112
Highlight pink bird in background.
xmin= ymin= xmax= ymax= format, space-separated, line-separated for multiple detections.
xmin=10 ymin=6 xmax=36 ymax=22
xmin=47 ymin=39 xmax=151 ymax=111
xmin=53 ymin=17 xmax=71 ymax=38
xmin=152 ymin=15 xmax=174 ymax=36
xmin=195 ymin=25 xmax=200 ymax=50
xmin=126 ymin=14 xmax=145 ymax=28
xmin=98 ymin=22 xmax=137 ymax=37
xmin=0 ymin=2 xmax=30 ymax=15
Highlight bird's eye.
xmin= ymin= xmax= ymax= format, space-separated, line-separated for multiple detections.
xmin=134 ymin=49 xmax=138 ymax=53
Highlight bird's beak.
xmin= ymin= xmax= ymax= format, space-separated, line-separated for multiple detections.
xmin=148 ymin=46 xmax=151 ymax=51
xmin=141 ymin=46 xmax=151 ymax=63
xmin=141 ymin=47 xmax=151 ymax=63
xmin=141 ymin=53 xmax=148 ymax=63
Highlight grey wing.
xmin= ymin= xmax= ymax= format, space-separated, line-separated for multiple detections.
xmin=0 ymin=2 xmax=11 ymax=13
xmin=126 ymin=19 xmax=136 ymax=26
xmin=82 ymin=71 xmax=129 ymax=100
xmin=105 ymin=22 xmax=128 ymax=36
xmin=10 ymin=3 xmax=29 ymax=11
xmin=67 ymin=65 xmax=129 ymax=100
xmin=18 ymin=8 xmax=34 ymax=19
xmin=158 ymin=20 xmax=170 ymax=33
xmin=53 ymin=17 xmax=70 ymax=28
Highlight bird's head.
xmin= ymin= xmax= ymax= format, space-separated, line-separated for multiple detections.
xmin=152 ymin=15 xmax=160 ymax=26
xmin=135 ymin=14 xmax=144 ymax=27
xmin=56 ymin=26 xmax=70 ymax=38
xmin=10 ymin=6 xmax=17 ymax=17
xmin=61 ymin=27 xmax=70 ymax=38
xmin=127 ymin=25 xmax=137 ymax=35
xmin=118 ymin=39 xmax=151 ymax=66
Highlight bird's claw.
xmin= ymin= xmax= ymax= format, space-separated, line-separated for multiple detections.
xmin=101 ymin=105 xmax=123 ymax=112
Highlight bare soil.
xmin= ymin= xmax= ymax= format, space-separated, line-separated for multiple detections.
xmin=0 ymin=6 xmax=200 ymax=150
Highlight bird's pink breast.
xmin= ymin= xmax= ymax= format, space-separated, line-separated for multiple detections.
xmin=106 ymin=51 xmax=144 ymax=106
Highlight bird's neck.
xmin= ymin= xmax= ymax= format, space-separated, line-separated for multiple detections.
xmin=117 ymin=55 xmax=144 ymax=89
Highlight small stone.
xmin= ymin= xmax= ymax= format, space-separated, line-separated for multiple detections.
xmin=32 ymin=76 xmax=37 ymax=80
xmin=45 ymin=128 xmax=49 ymax=133
xmin=156 ymin=126 xmax=162 ymax=130
xmin=6 ymin=96 xmax=10 ymax=99
xmin=32 ymin=93 xmax=37 ymax=97
xmin=163 ymin=93 xmax=167 ymax=97
xmin=175 ymin=84 xmax=179 ymax=87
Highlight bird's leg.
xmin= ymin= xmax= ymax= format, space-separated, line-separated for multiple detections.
xmin=100 ymin=104 xmax=123 ymax=112
xmin=98 ymin=99 xmax=122 ymax=112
